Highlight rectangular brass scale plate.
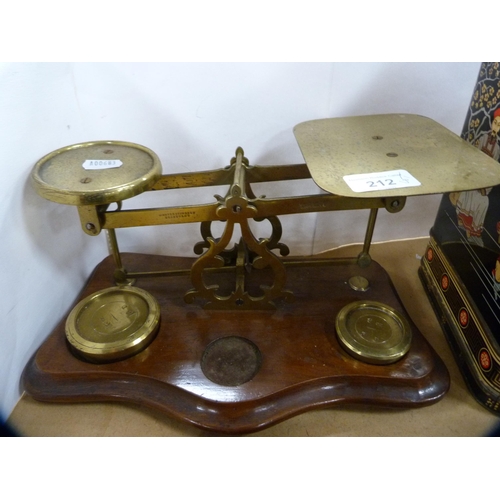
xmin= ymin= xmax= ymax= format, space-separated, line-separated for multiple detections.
xmin=294 ymin=114 xmax=500 ymax=198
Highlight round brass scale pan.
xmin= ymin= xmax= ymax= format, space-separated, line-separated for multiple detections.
xmin=31 ymin=140 xmax=162 ymax=205
xmin=31 ymin=141 xmax=163 ymax=362
xmin=66 ymin=286 xmax=161 ymax=363
xmin=336 ymin=300 xmax=412 ymax=365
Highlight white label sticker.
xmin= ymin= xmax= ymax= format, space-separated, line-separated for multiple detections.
xmin=82 ymin=159 xmax=123 ymax=170
xmin=343 ymin=169 xmax=421 ymax=193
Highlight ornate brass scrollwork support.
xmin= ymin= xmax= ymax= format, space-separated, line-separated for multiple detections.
xmin=185 ymin=148 xmax=293 ymax=310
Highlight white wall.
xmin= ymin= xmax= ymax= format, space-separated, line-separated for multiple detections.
xmin=0 ymin=62 xmax=481 ymax=419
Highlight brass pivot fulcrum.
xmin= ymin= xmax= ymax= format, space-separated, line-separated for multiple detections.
xmin=184 ymin=147 xmax=293 ymax=310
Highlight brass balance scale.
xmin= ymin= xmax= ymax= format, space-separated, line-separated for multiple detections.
xmin=23 ymin=114 xmax=500 ymax=434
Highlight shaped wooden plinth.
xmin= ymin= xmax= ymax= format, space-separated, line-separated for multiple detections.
xmin=23 ymin=253 xmax=450 ymax=434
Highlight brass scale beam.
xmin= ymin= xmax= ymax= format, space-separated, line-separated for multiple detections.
xmin=76 ymin=148 xmax=405 ymax=310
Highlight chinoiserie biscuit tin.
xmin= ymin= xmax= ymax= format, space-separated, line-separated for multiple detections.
xmin=420 ymin=62 xmax=500 ymax=414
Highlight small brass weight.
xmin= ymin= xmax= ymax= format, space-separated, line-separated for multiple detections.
xmin=30 ymin=115 xmax=500 ymax=371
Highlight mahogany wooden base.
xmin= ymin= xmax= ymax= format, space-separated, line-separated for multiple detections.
xmin=22 ymin=253 xmax=450 ymax=434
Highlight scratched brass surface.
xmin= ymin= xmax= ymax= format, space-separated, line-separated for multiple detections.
xmin=65 ymin=286 xmax=160 ymax=362
xmin=336 ymin=300 xmax=412 ymax=365
xmin=294 ymin=114 xmax=500 ymax=198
